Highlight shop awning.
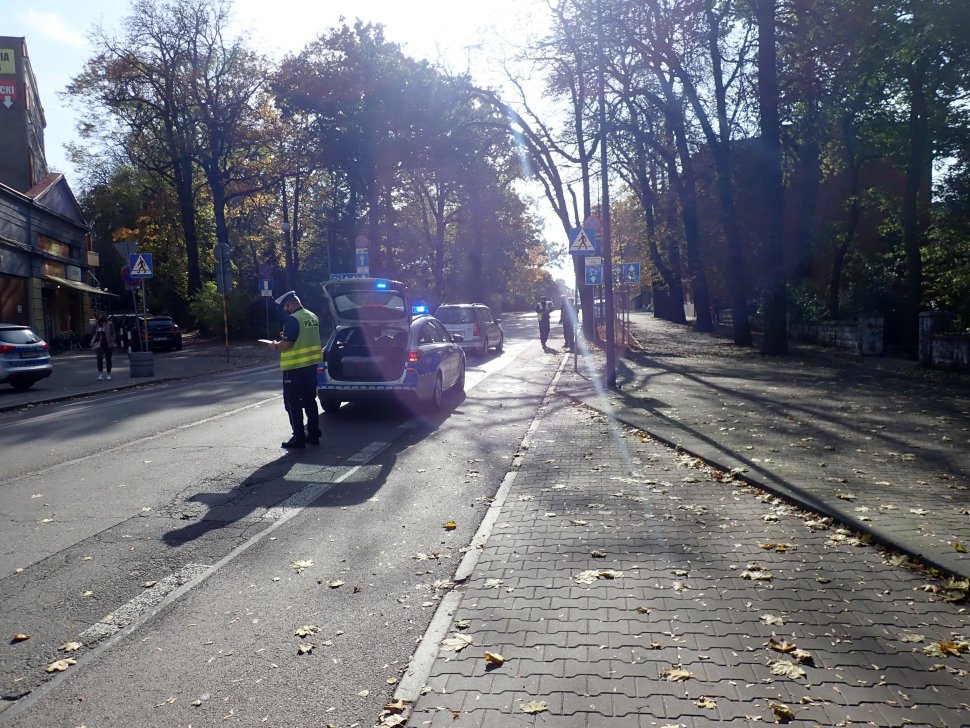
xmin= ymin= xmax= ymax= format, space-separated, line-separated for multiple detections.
xmin=44 ymin=274 xmax=118 ymax=296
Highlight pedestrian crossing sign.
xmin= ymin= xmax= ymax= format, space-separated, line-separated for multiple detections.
xmin=128 ymin=253 xmax=154 ymax=279
xmin=568 ymin=227 xmax=597 ymax=256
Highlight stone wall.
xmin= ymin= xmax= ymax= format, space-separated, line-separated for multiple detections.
xmin=789 ymin=316 xmax=883 ymax=355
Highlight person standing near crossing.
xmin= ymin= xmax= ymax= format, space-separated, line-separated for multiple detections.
xmin=534 ymin=296 xmax=553 ymax=348
xmin=264 ymin=291 xmax=323 ymax=449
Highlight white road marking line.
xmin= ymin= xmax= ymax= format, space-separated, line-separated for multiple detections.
xmin=78 ymin=563 xmax=211 ymax=644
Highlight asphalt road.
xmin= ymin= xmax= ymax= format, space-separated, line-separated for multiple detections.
xmin=0 ymin=314 xmax=552 ymax=727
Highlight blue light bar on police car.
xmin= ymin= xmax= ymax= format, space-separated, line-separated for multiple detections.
xmin=412 ymin=303 xmax=428 ymax=314
xmin=376 ymin=281 xmax=388 ymax=289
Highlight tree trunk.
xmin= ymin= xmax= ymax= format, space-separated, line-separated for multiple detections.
xmin=902 ymin=55 xmax=930 ymax=353
xmin=756 ymin=0 xmax=788 ymax=355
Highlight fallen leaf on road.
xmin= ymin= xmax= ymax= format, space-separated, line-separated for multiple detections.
xmin=521 ymin=700 xmax=548 ymax=714
xmin=46 ymin=658 xmax=77 ymax=673
xmin=294 ymin=625 xmax=319 ymax=637
xmin=11 ymin=634 xmax=30 ymax=643
xmin=951 ymin=542 xmax=967 ymax=553
xmin=383 ymin=698 xmax=406 ymax=714
xmin=297 ymin=643 xmax=314 ymax=654
xmin=358 ymin=690 xmax=369 ymax=697
xmin=143 ymin=581 xmax=158 ymax=588
xmin=441 ymin=634 xmax=473 ymax=652
xmin=442 ymin=521 xmax=457 ymax=530
xmin=59 ymin=641 xmax=82 ymax=652
xmin=290 ymin=559 xmax=314 ymax=573
xmin=328 ymin=580 xmax=345 ymax=589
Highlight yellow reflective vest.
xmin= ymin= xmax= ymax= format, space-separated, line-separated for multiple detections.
xmin=280 ymin=308 xmax=323 ymax=371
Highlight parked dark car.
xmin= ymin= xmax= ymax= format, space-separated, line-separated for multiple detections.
xmin=141 ymin=316 xmax=183 ymax=351
xmin=316 ymin=278 xmax=465 ymax=413
xmin=0 ymin=323 xmax=53 ymax=390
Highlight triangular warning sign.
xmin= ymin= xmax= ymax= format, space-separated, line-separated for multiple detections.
xmin=570 ymin=229 xmax=594 ymax=253
xmin=131 ymin=255 xmax=151 ymax=275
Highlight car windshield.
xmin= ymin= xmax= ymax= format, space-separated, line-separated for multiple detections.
xmin=0 ymin=328 xmax=41 ymax=345
xmin=331 ymin=290 xmax=406 ymax=321
xmin=435 ymin=307 xmax=476 ymax=324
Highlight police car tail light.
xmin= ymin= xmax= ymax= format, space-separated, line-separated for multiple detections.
xmin=407 ymin=350 xmax=422 ymax=363
xmin=0 ymin=344 xmax=14 ymax=354
xmin=473 ymin=321 xmax=480 ymax=337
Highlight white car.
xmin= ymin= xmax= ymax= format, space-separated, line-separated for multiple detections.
xmin=433 ymin=304 xmax=504 ymax=357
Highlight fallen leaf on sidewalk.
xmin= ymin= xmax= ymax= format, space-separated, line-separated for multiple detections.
xmin=573 ymin=569 xmax=624 ymax=585
xmin=951 ymin=542 xmax=967 ymax=553
xmin=770 ymin=660 xmax=807 ymax=679
xmin=770 ymin=702 xmax=795 ymax=722
xmin=521 ymin=700 xmax=548 ymax=714
xmin=660 ymin=666 xmax=692 ymax=681
xmin=761 ymin=614 xmax=785 ymax=626
xmin=696 ymin=696 xmax=716 ymax=709
xmin=441 ymin=634 xmax=473 ymax=652
xmin=484 ymin=651 xmax=505 ymax=667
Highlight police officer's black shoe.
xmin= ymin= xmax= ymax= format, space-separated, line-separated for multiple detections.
xmin=281 ymin=437 xmax=306 ymax=449
xmin=306 ymin=429 xmax=321 ymax=445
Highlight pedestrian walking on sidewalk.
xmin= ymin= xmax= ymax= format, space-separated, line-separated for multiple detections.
xmin=559 ymin=296 xmax=576 ymax=350
xmin=534 ymin=297 xmax=553 ymax=348
xmin=263 ymin=291 xmax=323 ymax=450
xmin=89 ymin=313 xmax=116 ymax=381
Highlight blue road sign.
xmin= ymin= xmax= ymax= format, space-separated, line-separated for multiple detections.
xmin=128 ymin=253 xmax=154 ymax=279
xmin=568 ymin=227 xmax=598 ymax=256
xmin=585 ymin=263 xmax=603 ymax=286
xmin=623 ymin=262 xmax=641 ymax=283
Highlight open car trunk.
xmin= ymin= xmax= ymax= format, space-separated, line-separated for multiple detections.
xmin=325 ymin=325 xmax=408 ymax=382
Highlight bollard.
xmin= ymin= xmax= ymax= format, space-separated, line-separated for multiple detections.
xmin=129 ymin=351 xmax=154 ymax=377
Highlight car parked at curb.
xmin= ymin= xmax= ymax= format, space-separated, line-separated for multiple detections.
xmin=0 ymin=324 xmax=53 ymax=390
xmin=433 ymin=303 xmax=504 ymax=357
xmin=317 ymin=278 xmax=466 ymax=413
xmin=141 ymin=315 xmax=183 ymax=351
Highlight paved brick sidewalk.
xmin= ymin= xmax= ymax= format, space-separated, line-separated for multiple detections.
xmin=558 ymin=313 xmax=970 ymax=581
xmin=405 ymin=346 xmax=969 ymax=727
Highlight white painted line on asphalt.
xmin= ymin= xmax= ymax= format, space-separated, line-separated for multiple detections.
xmin=78 ymin=563 xmax=211 ymax=643
xmin=346 ymin=441 xmax=391 ymax=463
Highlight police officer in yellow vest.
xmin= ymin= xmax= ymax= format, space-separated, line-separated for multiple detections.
xmin=266 ymin=291 xmax=323 ymax=449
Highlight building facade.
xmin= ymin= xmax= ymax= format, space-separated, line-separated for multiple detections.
xmin=0 ymin=36 xmax=107 ymax=345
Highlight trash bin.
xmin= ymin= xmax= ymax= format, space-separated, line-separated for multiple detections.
xmin=129 ymin=351 xmax=154 ymax=378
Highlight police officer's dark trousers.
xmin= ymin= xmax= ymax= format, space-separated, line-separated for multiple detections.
xmin=282 ymin=365 xmax=320 ymax=444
